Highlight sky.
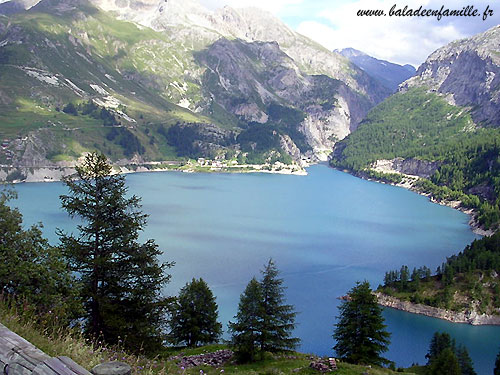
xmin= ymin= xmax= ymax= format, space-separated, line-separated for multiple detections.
xmin=200 ymin=0 xmax=499 ymax=67
xmin=1 ymin=0 xmax=498 ymax=67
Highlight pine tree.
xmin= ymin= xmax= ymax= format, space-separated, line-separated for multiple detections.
xmin=228 ymin=278 xmax=264 ymax=362
xmin=494 ymin=348 xmax=500 ymax=375
xmin=0 ymin=189 xmax=79 ymax=321
xmin=426 ymin=332 xmax=455 ymax=364
xmin=259 ymin=259 xmax=299 ymax=352
xmin=428 ymin=348 xmax=461 ymax=375
xmin=456 ymin=345 xmax=476 ymax=375
xmin=58 ymin=152 xmax=173 ymax=351
xmin=333 ymin=281 xmax=391 ymax=366
xmin=169 ymin=278 xmax=222 ymax=347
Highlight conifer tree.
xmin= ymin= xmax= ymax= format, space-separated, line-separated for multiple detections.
xmin=494 ymin=348 xmax=500 ymax=375
xmin=428 ymin=348 xmax=461 ymax=375
xmin=259 ymin=259 xmax=299 ymax=352
xmin=228 ymin=278 xmax=264 ymax=362
xmin=456 ymin=345 xmax=476 ymax=375
xmin=333 ymin=281 xmax=391 ymax=366
xmin=169 ymin=278 xmax=222 ymax=347
xmin=426 ymin=332 xmax=455 ymax=364
xmin=58 ymin=152 xmax=173 ymax=351
xmin=229 ymin=259 xmax=299 ymax=362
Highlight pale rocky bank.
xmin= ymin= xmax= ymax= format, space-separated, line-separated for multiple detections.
xmin=375 ymin=292 xmax=500 ymax=326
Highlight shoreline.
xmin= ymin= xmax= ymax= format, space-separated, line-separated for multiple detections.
xmin=0 ymin=161 xmax=308 ymax=184
xmin=335 ymin=166 xmax=494 ymax=237
xmin=375 ymin=292 xmax=500 ymax=326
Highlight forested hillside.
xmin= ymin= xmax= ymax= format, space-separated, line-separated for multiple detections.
xmin=331 ymin=26 xmax=500 ymax=231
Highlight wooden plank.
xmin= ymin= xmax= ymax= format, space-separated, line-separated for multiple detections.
xmin=31 ymin=362 xmax=58 ymax=375
xmin=43 ymin=357 xmax=79 ymax=375
xmin=57 ymin=357 xmax=92 ymax=375
xmin=0 ymin=324 xmax=90 ymax=375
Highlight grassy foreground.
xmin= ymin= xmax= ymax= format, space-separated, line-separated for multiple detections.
xmin=0 ymin=298 xmax=422 ymax=375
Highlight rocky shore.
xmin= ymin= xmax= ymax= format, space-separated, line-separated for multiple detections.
xmin=0 ymin=159 xmax=307 ymax=184
xmin=364 ymin=158 xmax=496 ymax=236
xmin=375 ymin=292 xmax=500 ymax=325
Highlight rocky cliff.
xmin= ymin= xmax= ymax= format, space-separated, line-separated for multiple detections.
xmin=0 ymin=0 xmax=391 ymax=172
xmin=401 ymin=25 xmax=500 ymax=127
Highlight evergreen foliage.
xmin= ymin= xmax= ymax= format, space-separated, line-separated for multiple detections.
xmin=228 ymin=278 xmax=264 ymax=362
xmin=169 ymin=278 xmax=222 ymax=347
xmin=0 ymin=188 xmax=80 ymax=321
xmin=456 ymin=345 xmax=476 ymax=375
xmin=425 ymin=332 xmax=476 ymax=375
xmin=229 ymin=260 xmax=299 ymax=362
xmin=427 ymin=348 xmax=461 ymax=375
xmin=58 ymin=152 xmax=173 ymax=352
xmin=495 ymin=348 xmax=500 ymax=375
xmin=259 ymin=259 xmax=300 ymax=352
xmin=330 ymin=87 xmax=500 ymax=230
xmin=381 ymin=233 xmax=500 ymax=312
xmin=426 ymin=332 xmax=455 ymax=365
xmin=333 ymin=281 xmax=391 ymax=366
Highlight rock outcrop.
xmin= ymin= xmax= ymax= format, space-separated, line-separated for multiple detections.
xmin=375 ymin=292 xmax=500 ymax=325
xmin=373 ymin=158 xmax=441 ymax=179
xmin=401 ymin=25 xmax=500 ymax=126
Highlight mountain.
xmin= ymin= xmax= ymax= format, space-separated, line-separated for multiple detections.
xmin=331 ymin=26 xmax=500 ymax=231
xmin=0 ymin=0 xmax=391 ymax=175
xmin=401 ymin=26 xmax=500 ymax=127
xmin=336 ymin=48 xmax=416 ymax=92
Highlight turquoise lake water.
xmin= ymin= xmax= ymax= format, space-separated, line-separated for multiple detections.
xmin=10 ymin=164 xmax=500 ymax=374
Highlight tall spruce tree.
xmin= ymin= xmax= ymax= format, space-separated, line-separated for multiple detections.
xmin=228 ymin=278 xmax=264 ymax=362
xmin=169 ymin=278 xmax=222 ymax=347
xmin=426 ymin=332 xmax=456 ymax=364
xmin=259 ymin=259 xmax=299 ymax=352
xmin=58 ymin=152 xmax=173 ymax=351
xmin=494 ymin=348 xmax=500 ymax=375
xmin=333 ymin=281 xmax=391 ymax=366
xmin=229 ymin=259 xmax=299 ymax=362
xmin=456 ymin=345 xmax=476 ymax=375
xmin=428 ymin=348 xmax=461 ymax=375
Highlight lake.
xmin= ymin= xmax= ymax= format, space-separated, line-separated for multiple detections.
xmin=10 ymin=164 xmax=500 ymax=374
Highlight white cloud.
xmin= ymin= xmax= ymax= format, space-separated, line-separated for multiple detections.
xmin=295 ymin=0 xmax=479 ymax=66
xmin=200 ymin=0 xmax=303 ymax=14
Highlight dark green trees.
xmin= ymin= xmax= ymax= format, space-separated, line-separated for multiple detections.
xmin=229 ymin=259 xmax=299 ymax=362
xmin=260 ymin=259 xmax=300 ymax=352
xmin=58 ymin=152 xmax=173 ymax=351
xmin=169 ymin=278 xmax=222 ymax=347
xmin=228 ymin=278 xmax=264 ymax=362
xmin=333 ymin=281 xmax=391 ymax=366
xmin=427 ymin=348 xmax=461 ymax=375
xmin=494 ymin=348 xmax=500 ymax=375
xmin=0 ymin=189 xmax=79 ymax=320
xmin=425 ymin=332 xmax=476 ymax=375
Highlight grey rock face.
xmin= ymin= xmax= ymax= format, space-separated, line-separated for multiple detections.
xmin=392 ymin=158 xmax=441 ymax=179
xmin=402 ymin=25 xmax=500 ymax=126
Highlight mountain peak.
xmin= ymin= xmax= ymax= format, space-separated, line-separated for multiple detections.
xmin=335 ymin=48 xmax=367 ymax=59
xmin=338 ymin=48 xmax=416 ymax=91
